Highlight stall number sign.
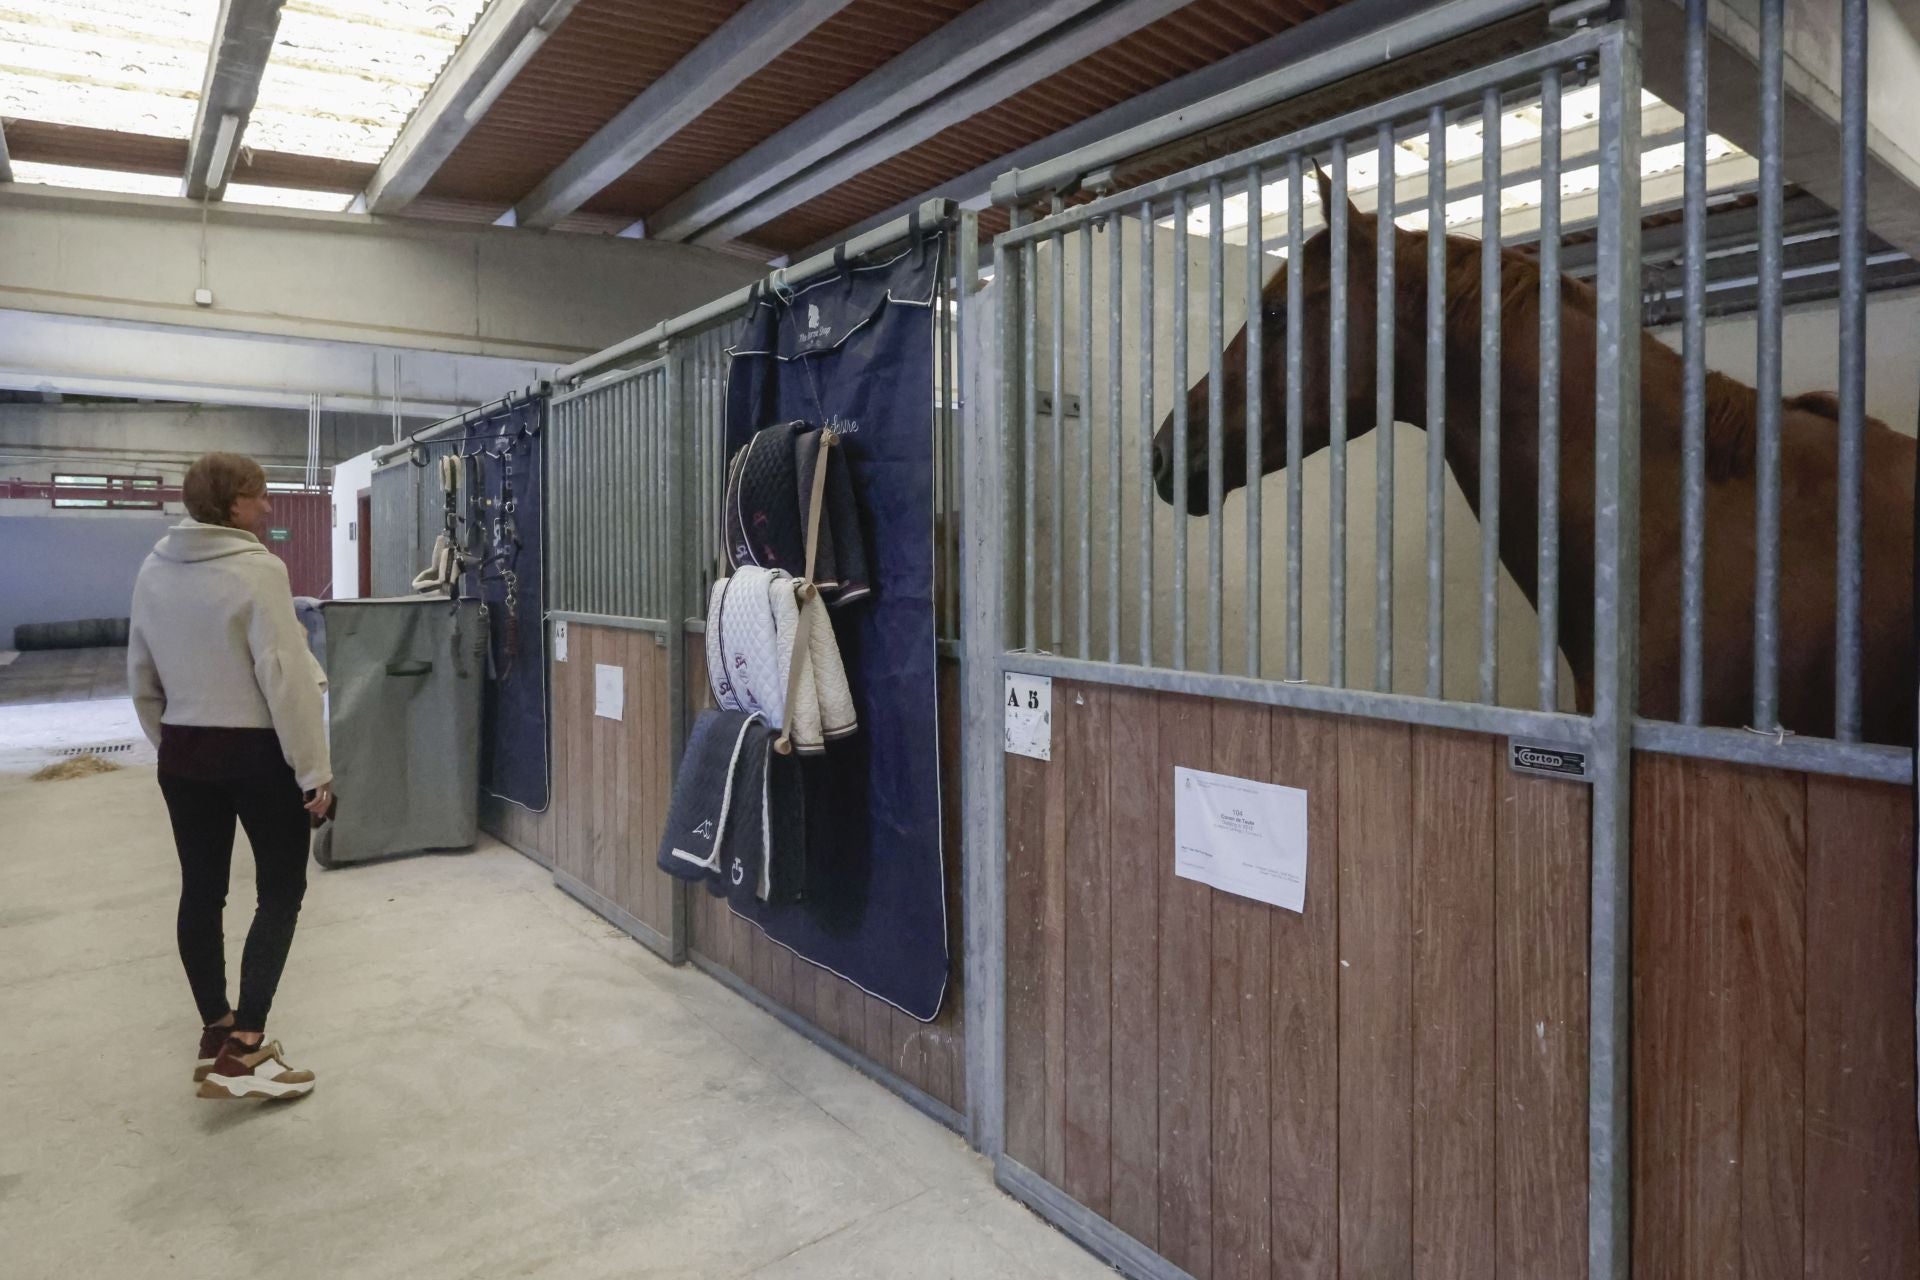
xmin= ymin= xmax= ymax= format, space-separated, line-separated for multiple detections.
xmin=267 ymin=527 xmax=291 ymax=542
xmin=1174 ymin=767 xmax=1309 ymax=913
xmin=554 ymin=620 xmax=569 ymax=662
xmin=1005 ymin=673 xmax=1051 ymax=760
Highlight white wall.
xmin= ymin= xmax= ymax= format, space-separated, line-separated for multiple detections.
xmin=330 ymin=450 xmax=379 ymax=600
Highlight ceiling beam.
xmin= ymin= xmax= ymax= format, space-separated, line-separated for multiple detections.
xmin=647 ymin=0 xmax=1110 ymax=243
xmin=184 ymin=0 xmax=286 ymax=201
xmin=681 ymin=0 xmax=1221 ymax=246
xmin=796 ymin=0 xmax=1530 ymax=256
xmin=514 ymin=0 xmax=857 ymax=230
xmin=364 ymin=0 xmax=584 ymax=215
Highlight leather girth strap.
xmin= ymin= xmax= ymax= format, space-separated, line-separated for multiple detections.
xmin=774 ymin=430 xmax=835 ymax=754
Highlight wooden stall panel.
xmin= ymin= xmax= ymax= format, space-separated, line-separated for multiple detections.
xmin=1634 ymin=753 xmax=1917 ymax=1279
xmin=1002 ymin=686 xmax=1594 ymax=1279
xmin=685 ymin=646 xmax=968 ymax=1117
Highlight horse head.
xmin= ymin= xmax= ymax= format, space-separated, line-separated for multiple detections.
xmin=1151 ymin=167 xmax=1395 ymax=515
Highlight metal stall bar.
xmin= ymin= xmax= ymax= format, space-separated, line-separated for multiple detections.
xmin=1478 ymin=85 xmax=1501 ymax=706
xmin=1426 ymin=103 xmax=1448 ymax=700
xmin=1586 ymin=23 xmax=1641 ymax=1280
xmin=1051 ymin=227 xmax=1066 ymax=655
xmin=1834 ymin=0 xmax=1867 ymax=742
xmin=1023 ymin=238 xmax=1038 ymax=653
xmin=662 ymin=351 xmax=689 ymax=963
xmin=1246 ymin=165 xmax=1265 ymax=680
xmin=1172 ymin=188 xmax=1190 ymax=670
xmin=1374 ymin=125 xmax=1395 ymax=693
xmin=1138 ymin=204 xmax=1155 ymax=667
xmin=1538 ymin=65 xmax=1563 ymax=714
xmin=1751 ymin=0 xmax=1784 ymax=733
xmin=1079 ymin=225 xmax=1095 ymax=659
xmin=1678 ymin=0 xmax=1707 ymax=725
xmin=1328 ymin=139 xmax=1349 ymax=689
xmin=1108 ymin=215 xmax=1124 ymax=666
xmin=1286 ymin=156 xmax=1305 ymax=682
xmin=1207 ymin=176 xmax=1226 ymax=674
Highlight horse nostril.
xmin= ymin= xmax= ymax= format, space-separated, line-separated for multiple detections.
xmin=1151 ymin=438 xmax=1169 ymax=482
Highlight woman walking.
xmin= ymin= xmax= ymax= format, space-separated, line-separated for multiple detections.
xmin=129 ymin=452 xmax=330 ymax=1100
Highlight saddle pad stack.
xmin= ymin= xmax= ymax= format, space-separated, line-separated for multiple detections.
xmin=725 ymin=422 xmax=870 ymax=606
xmin=656 ymin=709 xmax=805 ymax=905
xmin=705 ymin=567 xmax=855 ymax=754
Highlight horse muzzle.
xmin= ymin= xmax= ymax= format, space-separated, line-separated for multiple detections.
xmin=1152 ymin=436 xmax=1223 ymax=516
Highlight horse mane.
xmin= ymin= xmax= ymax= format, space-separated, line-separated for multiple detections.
xmin=1421 ymin=228 xmax=1760 ymax=481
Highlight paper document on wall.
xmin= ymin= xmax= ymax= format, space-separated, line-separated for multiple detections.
xmin=594 ymin=663 xmax=623 ymax=721
xmin=1173 ymin=766 xmax=1308 ymax=913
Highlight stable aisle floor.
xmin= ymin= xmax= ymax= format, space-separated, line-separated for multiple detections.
xmin=0 ymin=765 xmax=1108 ymax=1280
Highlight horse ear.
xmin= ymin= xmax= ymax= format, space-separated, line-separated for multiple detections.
xmin=1310 ymin=160 xmax=1373 ymax=239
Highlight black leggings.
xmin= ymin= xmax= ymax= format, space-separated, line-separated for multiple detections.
xmin=158 ymin=740 xmax=310 ymax=1034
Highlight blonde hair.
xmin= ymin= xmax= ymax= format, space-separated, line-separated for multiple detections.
xmin=182 ymin=452 xmax=267 ymax=526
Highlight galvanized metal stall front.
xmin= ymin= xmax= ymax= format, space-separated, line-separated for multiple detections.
xmin=962 ymin=3 xmax=1915 ymax=1277
xmin=538 ymin=361 xmax=689 ymax=959
xmin=533 ymin=203 xmax=972 ymax=1127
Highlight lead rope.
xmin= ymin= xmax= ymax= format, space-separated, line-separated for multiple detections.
xmin=773 ymin=431 xmax=834 ymax=755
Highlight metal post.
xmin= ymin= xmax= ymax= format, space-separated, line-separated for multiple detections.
xmin=664 ymin=355 xmax=689 ymax=962
xmin=1329 ymin=138 xmax=1350 ymax=689
xmin=1108 ymin=216 xmax=1124 ymax=666
xmin=1246 ymin=165 xmax=1265 ymax=679
xmin=1425 ymin=104 xmax=1448 ymax=700
xmin=1139 ymin=204 xmax=1156 ymax=667
xmin=1051 ymin=228 xmax=1066 ymax=653
xmin=1478 ymin=85 xmax=1502 ymax=706
xmin=1023 ymin=237 xmax=1038 ymax=652
xmin=959 ymin=210 xmax=1006 ymax=1158
xmin=1207 ymin=177 xmax=1227 ymax=674
xmin=1679 ymin=0 xmax=1707 ymax=725
xmin=1835 ymin=0 xmax=1867 ymax=741
xmin=1539 ymin=65 xmax=1564 ymax=714
xmin=1172 ymin=188 xmax=1190 ymax=670
xmin=1587 ymin=22 xmax=1641 ymax=1280
xmin=1375 ymin=124 xmax=1396 ymax=694
xmin=1080 ymin=224 xmax=1095 ymax=660
xmin=1752 ymin=0 xmax=1784 ymax=732
xmin=1286 ymin=156 xmax=1305 ymax=681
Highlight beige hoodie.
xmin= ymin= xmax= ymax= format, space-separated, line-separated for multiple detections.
xmin=128 ymin=519 xmax=331 ymax=790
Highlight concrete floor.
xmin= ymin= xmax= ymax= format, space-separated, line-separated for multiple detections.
xmin=0 ymin=648 xmax=151 ymax=776
xmin=0 ymin=765 xmax=1109 ymax=1280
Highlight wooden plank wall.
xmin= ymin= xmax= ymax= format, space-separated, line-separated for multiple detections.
xmin=685 ymin=642 xmax=968 ymax=1117
xmin=523 ymin=622 xmax=677 ymax=941
xmin=1633 ymin=753 xmax=1919 ymax=1278
xmin=1005 ymin=683 xmax=1591 ymax=1278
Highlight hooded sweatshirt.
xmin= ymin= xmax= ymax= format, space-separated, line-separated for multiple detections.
xmin=128 ymin=519 xmax=331 ymax=791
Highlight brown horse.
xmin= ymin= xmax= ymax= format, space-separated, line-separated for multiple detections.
xmin=1151 ymin=175 xmax=1915 ymax=744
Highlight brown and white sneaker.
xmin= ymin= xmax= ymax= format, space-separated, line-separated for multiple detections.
xmin=196 ymin=1038 xmax=316 ymax=1100
xmin=193 ymin=1024 xmax=232 ymax=1082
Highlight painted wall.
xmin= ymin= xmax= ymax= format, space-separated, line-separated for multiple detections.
xmin=0 ymin=513 xmax=172 ymax=647
xmin=330 ymin=450 xmax=378 ymax=600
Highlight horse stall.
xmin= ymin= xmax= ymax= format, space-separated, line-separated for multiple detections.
xmin=963 ymin=6 xmax=1916 ymax=1279
xmin=496 ymin=209 xmax=972 ymax=1125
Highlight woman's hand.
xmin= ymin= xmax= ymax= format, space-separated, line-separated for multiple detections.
xmin=304 ymin=783 xmax=334 ymax=818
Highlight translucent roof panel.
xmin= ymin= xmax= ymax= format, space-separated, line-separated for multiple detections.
xmin=245 ymin=0 xmax=490 ymax=164
xmin=0 ymin=1 xmax=221 ymax=139
xmin=223 ymin=182 xmax=356 ymax=212
xmin=8 ymin=160 xmax=184 ymax=197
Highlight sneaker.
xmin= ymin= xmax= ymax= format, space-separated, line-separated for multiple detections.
xmin=196 ymin=1038 xmax=316 ymax=1100
xmin=193 ymin=1024 xmax=232 ymax=1082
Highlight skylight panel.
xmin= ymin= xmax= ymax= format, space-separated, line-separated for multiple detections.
xmin=244 ymin=0 xmax=489 ymax=164
xmin=8 ymin=160 xmax=183 ymax=197
xmin=223 ymin=182 xmax=356 ymax=212
xmin=0 ymin=1 xmax=220 ymax=138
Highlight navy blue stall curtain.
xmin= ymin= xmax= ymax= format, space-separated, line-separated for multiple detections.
xmin=458 ymin=399 xmax=549 ymax=812
xmin=724 ymin=227 xmax=949 ymax=1021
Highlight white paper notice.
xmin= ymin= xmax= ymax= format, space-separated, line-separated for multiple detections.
xmin=1173 ymin=766 xmax=1309 ymax=913
xmin=554 ymin=619 xmax=569 ymax=662
xmin=1004 ymin=673 xmax=1052 ymax=760
xmin=594 ymin=663 xmax=624 ymax=721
